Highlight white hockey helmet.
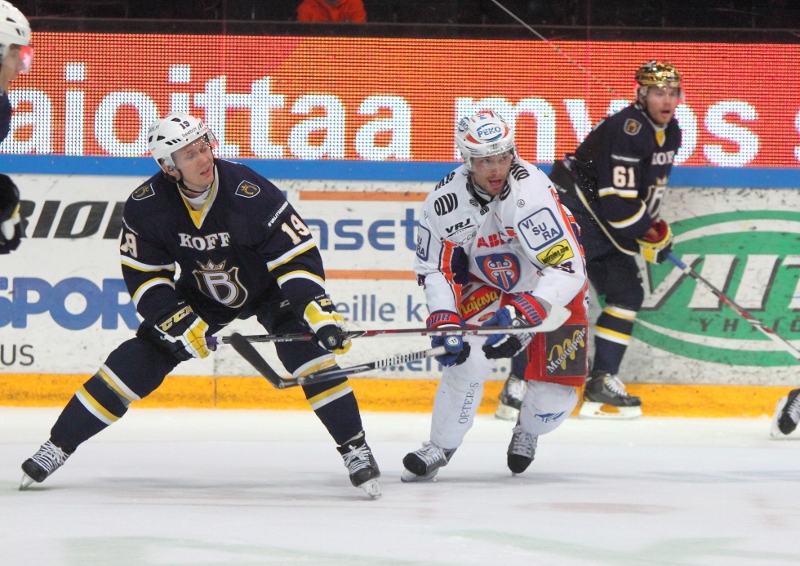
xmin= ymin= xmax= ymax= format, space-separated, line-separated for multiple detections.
xmin=0 ymin=1 xmax=30 ymax=60
xmin=147 ymin=112 xmax=217 ymax=169
xmin=455 ymin=110 xmax=516 ymax=171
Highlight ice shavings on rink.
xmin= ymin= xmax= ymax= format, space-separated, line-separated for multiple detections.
xmin=2 ymin=407 xmax=799 ymax=566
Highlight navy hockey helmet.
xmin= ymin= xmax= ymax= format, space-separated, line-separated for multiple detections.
xmin=455 ymin=110 xmax=516 ymax=172
xmin=147 ymin=113 xmax=218 ymax=170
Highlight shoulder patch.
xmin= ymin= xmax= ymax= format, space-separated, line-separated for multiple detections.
xmin=536 ymin=239 xmax=575 ymax=266
xmin=624 ymin=119 xmax=642 ymax=136
xmin=131 ymin=184 xmax=155 ymax=201
xmin=235 ymin=181 xmax=261 ymax=198
xmin=517 ymin=208 xmax=564 ymax=251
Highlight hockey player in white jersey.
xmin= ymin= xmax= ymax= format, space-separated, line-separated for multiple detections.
xmin=402 ymin=110 xmax=589 ymax=481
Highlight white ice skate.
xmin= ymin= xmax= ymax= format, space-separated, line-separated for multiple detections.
xmin=579 ymin=373 xmax=642 ymax=419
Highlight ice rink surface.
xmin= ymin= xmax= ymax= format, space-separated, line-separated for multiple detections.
xmin=1 ymin=407 xmax=799 ymax=566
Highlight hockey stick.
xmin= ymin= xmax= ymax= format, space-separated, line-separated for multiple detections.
xmin=211 ymin=305 xmax=571 ymax=345
xmin=228 ymin=332 xmax=446 ymax=389
xmin=666 ymin=253 xmax=800 ymax=362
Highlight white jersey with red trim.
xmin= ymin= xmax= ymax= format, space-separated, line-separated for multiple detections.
xmin=414 ymin=158 xmax=587 ymax=320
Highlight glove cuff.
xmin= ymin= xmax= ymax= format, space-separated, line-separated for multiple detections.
xmin=507 ymin=294 xmax=547 ymax=326
xmin=426 ymin=310 xmax=464 ymax=329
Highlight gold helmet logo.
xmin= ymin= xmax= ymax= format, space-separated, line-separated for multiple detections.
xmin=635 ymin=61 xmax=681 ymax=89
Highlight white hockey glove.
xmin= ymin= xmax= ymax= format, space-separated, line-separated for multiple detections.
xmin=303 ymin=294 xmax=351 ymax=354
xmin=481 ymin=294 xmax=547 ymax=360
xmin=427 ymin=310 xmax=471 ymax=367
xmin=138 ymin=303 xmax=211 ymax=361
xmin=637 ymin=219 xmax=673 ymax=264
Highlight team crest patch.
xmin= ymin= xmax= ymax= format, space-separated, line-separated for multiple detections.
xmin=235 ymin=181 xmax=261 ymax=198
xmin=624 ymin=118 xmax=642 ymax=136
xmin=536 ymin=239 xmax=574 ymax=266
xmin=475 ymin=253 xmax=520 ymax=292
xmin=131 ymin=184 xmax=155 ymax=201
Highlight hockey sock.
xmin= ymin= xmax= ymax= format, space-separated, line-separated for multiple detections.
xmin=592 ymin=306 xmax=636 ymax=375
xmin=50 ymin=373 xmax=130 ymax=453
xmin=303 ymin=377 xmax=364 ymax=446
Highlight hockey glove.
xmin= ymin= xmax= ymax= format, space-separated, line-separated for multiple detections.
xmin=0 ymin=174 xmax=22 ymax=255
xmin=481 ymin=294 xmax=547 ymax=360
xmin=302 ymin=294 xmax=351 ymax=354
xmin=637 ymin=219 xmax=673 ymax=264
xmin=137 ymin=303 xmax=211 ymax=361
xmin=427 ymin=310 xmax=471 ymax=367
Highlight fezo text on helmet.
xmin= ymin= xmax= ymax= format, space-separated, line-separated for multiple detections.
xmin=147 ymin=113 xmax=218 ymax=170
xmin=0 ymin=1 xmax=30 ymax=60
xmin=455 ymin=110 xmax=516 ymax=172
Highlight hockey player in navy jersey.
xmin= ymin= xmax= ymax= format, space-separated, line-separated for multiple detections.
xmin=19 ymin=112 xmax=381 ymax=498
xmin=401 ymin=110 xmax=588 ymax=481
xmin=0 ymin=1 xmax=32 ymax=255
xmin=497 ymin=61 xmax=682 ymax=419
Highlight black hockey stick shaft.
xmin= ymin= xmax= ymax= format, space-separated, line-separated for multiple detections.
xmin=228 ymin=332 xmax=446 ymax=389
xmin=666 ymin=253 xmax=800 ymax=362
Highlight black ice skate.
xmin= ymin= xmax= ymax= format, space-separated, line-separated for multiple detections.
xmin=770 ymin=388 xmax=800 ymax=438
xmin=579 ymin=371 xmax=642 ymax=419
xmin=401 ymin=441 xmax=456 ymax=482
xmin=507 ymin=425 xmax=537 ymax=474
xmin=337 ymin=434 xmax=381 ymax=499
xmin=20 ymin=440 xmax=71 ymax=490
xmin=495 ymin=374 xmax=527 ymax=421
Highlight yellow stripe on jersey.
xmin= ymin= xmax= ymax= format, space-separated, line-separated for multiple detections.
xmin=266 ymin=240 xmax=317 ymax=271
xmin=599 ymin=187 xmax=638 ymax=199
xmin=276 ymin=270 xmax=326 ymax=288
xmin=120 ymin=257 xmax=176 ymax=272
xmin=293 ymin=355 xmax=337 ymax=378
xmin=595 ymin=326 xmax=632 ymax=345
xmin=307 ymin=381 xmax=353 ymax=411
xmin=132 ymin=277 xmax=175 ymax=306
xmin=76 ymin=386 xmax=119 ymax=425
xmin=607 ymin=201 xmax=646 ymax=229
xmin=98 ymin=365 xmax=141 ymax=403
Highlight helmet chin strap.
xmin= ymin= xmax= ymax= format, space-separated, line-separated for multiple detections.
xmin=165 ymin=167 xmax=210 ymax=197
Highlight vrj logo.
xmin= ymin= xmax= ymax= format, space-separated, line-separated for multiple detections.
xmin=636 ymin=211 xmax=800 ymax=367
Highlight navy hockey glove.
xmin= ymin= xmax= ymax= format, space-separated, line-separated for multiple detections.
xmin=427 ymin=311 xmax=471 ymax=367
xmin=0 ymin=174 xmax=22 ymax=254
xmin=481 ymin=295 xmax=547 ymax=360
xmin=637 ymin=219 xmax=673 ymax=264
xmin=302 ymin=294 xmax=351 ymax=354
xmin=137 ymin=303 xmax=211 ymax=361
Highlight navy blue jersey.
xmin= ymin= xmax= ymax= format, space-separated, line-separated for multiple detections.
xmin=120 ymin=159 xmax=326 ymax=326
xmin=551 ymin=103 xmax=681 ymax=254
xmin=0 ymin=92 xmax=11 ymax=144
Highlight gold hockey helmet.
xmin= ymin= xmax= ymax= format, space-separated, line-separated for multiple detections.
xmin=635 ymin=61 xmax=681 ymax=89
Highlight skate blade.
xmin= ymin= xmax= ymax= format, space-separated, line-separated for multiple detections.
xmin=400 ymin=467 xmax=440 ymax=483
xmin=495 ymin=404 xmax=520 ymax=421
xmin=579 ymin=401 xmax=642 ymax=420
xmin=359 ymin=479 xmax=381 ymax=499
xmin=19 ymin=473 xmax=35 ymax=491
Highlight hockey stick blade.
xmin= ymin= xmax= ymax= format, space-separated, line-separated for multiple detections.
xmin=228 ymin=332 xmax=290 ymax=389
xmin=217 ymin=304 xmax=570 ymax=345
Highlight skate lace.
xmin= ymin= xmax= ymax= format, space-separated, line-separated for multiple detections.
xmin=342 ymin=444 xmax=372 ymax=474
xmin=787 ymin=393 xmax=800 ymax=421
xmin=414 ymin=442 xmax=446 ymax=466
xmin=605 ymin=376 xmax=630 ymax=397
xmin=507 ymin=377 xmax=527 ymax=402
xmin=30 ymin=441 xmax=68 ymax=474
xmin=509 ymin=430 xmax=537 ymax=457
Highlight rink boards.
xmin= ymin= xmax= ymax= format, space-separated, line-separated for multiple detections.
xmin=2 ymin=173 xmax=800 ymax=412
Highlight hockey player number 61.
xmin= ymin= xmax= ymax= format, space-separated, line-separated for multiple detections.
xmin=612 ymin=166 xmax=636 ymax=189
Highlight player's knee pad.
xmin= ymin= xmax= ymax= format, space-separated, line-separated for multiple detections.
xmin=519 ymin=381 xmax=577 ymax=436
xmin=270 ymin=311 xmax=335 ymax=377
xmin=605 ymin=282 xmax=645 ymax=312
xmin=103 ymin=337 xmax=178 ymax=399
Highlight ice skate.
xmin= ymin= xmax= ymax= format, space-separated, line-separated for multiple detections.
xmin=337 ymin=435 xmax=381 ymax=499
xmin=507 ymin=425 xmax=537 ymax=474
xmin=20 ymin=440 xmax=71 ymax=490
xmin=401 ymin=441 xmax=456 ymax=482
xmin=495 ymin=374 xmax=527 ymax=421
xmin=770 ymin=388 xmax=800 ymax=438
xmin=579 ymin=372 xmax=642 ymax=419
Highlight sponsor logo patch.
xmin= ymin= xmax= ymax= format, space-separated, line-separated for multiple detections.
xmin=517 ymin=208 xmax=564 ymax=250
xmin=536 ymin=239 xmax=574 ymax=266
xmin=546 ymin=325 xmax=588 ymax=377
xmin=416 ymin=225 xmax=431 ymax=260
xmin=458 ymin=286 xmax=501 ymax=321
